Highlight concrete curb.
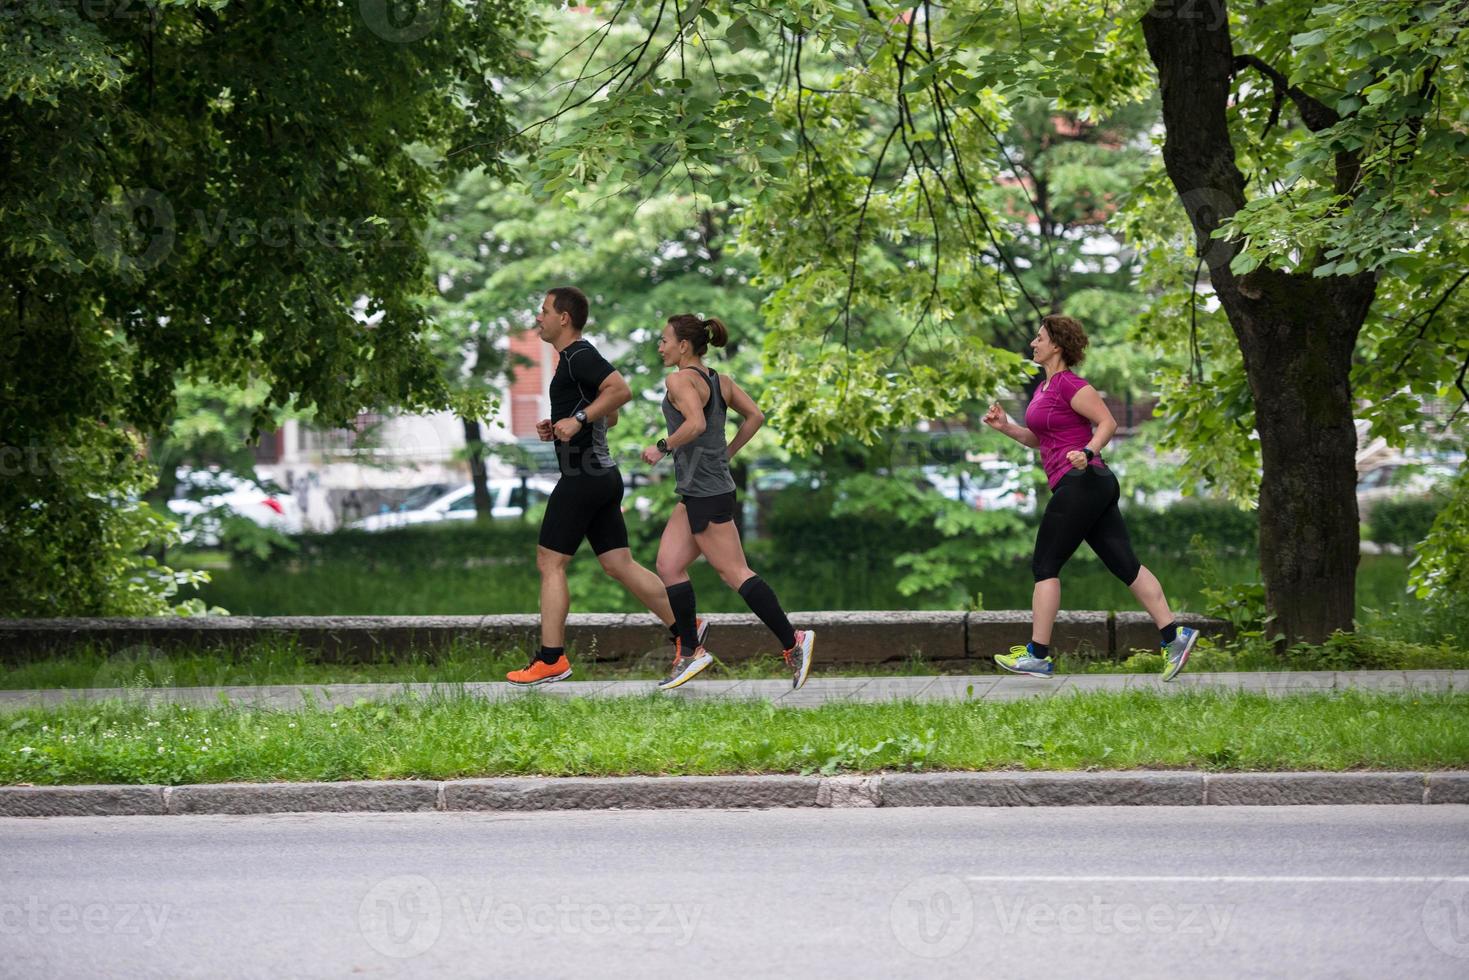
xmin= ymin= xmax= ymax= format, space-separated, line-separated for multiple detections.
xmin=3 ymin=771 xmax=1465 ymax=817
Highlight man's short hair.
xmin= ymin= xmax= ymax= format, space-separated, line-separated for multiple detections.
xmin=546 ymin=286 xmax=589 ymax=331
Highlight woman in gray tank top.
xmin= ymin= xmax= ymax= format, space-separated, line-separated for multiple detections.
xmin=641 ymin=313 xmax=815 ymax=692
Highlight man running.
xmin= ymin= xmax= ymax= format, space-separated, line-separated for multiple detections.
xmin=507 ymin=287 xmax=700 ymax=685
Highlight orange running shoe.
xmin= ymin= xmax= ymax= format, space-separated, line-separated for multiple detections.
xmin=507 ymin=655 xmax=572 ymax=686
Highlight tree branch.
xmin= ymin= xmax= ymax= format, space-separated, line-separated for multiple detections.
xmin=1391 ymin=268 xmax=1469 ymax=374
xmin=1231 ymin=54 xmax=1340 ymax=134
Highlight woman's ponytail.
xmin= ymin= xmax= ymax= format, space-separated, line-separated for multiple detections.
xmin=668 ymin=312 xmax=730 ymax=355
xmin=703 ymin=317 xmax=729 ymax=349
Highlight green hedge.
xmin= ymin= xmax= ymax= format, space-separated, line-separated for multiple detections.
xmin=293 ymin=521 xmax=542 ymax=570
xmin=286 ymin=496 xmax=1258 ymax=575
xmin=1366 ymin=495 xmax=1445 ymax=553
xmin=1124 ymin=500 xmax=1257 ymax=558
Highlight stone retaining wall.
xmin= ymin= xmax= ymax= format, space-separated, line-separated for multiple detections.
xmin=0 ymin=612 xmax=1230 ymax=666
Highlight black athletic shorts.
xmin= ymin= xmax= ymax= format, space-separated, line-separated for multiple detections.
xmin=538 ymin=468 xmax=628 ymax=556
xmin=682 ymin=491 xmax=737 ymax=534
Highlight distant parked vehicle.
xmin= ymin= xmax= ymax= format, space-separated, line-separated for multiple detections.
xmin=394 ymin=482 xmax=458 ymax=513
xmin=1356 ymin=460 xmax=1458 ymax=518
xmin=924 ymin=461 xmax=1037 ymax=514
xmin=345 ymin=478 xmax=556 ymax=531
xmin=167 ymin=467 xmax=304 ymax=545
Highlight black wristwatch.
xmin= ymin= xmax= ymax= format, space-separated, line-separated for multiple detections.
xmin=573 ymin=409 xmax=588 ymax=425
xmin=1083 ymin=448 xmax=1096 ymax=461
xmin=656 ymin=438 xmax=670 ymax=454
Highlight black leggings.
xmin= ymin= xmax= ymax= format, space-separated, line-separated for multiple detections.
xmin=1031 ymin=466 xmax=1142 ymax=584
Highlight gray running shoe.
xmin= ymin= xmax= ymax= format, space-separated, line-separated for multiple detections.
xmin=783 ymin=630 xmax=815 ymax=690
xmin=1162 ymin=626 xmax=1199 ymax=682
xmin=658 ymin=646 xmax=713 ymax=690
xmin=995 ymin=646 xmax=1056 ymax=678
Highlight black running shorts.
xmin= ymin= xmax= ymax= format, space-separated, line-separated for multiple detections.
xmin=538 ymin=469 xmax=629 ymax=556
xmin=681 ymin=491 xmax=737 ymax=534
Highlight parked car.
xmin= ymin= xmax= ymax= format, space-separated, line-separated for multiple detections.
xmin=345 ymin=478 xmax=556 ymax=531
xmin=167 ymin=467 xmax=305 ymax=545
xmin=1356 ymin=460 xmax=1458 ymax=518
xmin=924 ymin=461 xmax=1036 ymax=514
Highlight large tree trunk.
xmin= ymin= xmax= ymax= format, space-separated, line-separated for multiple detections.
xmin=1141 ymin=2 xmax=1377 ymax=644
xmin=460 ymin=418 xmax=493 ymax=520
xmin=1225 ymin=272 xmax=1371 ymax=643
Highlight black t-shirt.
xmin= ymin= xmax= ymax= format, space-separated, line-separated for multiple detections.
xmin=550 ymin=339 xmax=616 ymax=475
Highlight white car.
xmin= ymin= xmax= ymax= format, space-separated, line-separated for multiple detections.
xmin=167 ymin=468 xmax=304 ymax=544
xmin=1356 ymin=461 xmax=1458 ymax=518
xmin=924 ymin=461 xmax=1036 ymax=513
xmin=346 ymin=478 xmax=556 ymax=532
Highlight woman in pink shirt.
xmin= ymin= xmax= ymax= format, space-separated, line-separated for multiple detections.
xmin=983 ymin=314 xmax=1198 ymax=680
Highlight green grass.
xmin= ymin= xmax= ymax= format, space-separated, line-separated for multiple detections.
xmin=3 ymin=690 xmax=1466 ymax=785
xmin=0 ymin=640 xmax=951 ymax=691
xmin=1073 ymin=634 xmax=1469 ymax=674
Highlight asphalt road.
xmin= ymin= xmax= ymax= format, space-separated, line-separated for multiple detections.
xmin=2 ymin=806 xmax=1467 ymax=978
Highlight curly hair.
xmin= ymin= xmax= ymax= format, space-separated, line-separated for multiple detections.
xmin=1040 ymin=314 xmax=1089 ymax=367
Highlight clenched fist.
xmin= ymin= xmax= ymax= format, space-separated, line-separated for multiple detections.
xmin=552 ymin=417 xmax=583 ymax=442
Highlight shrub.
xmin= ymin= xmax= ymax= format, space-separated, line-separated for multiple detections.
xmin=1367 ymin=495 xmax=1445 ymax=553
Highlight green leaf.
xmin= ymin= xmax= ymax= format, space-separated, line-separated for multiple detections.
xmin=1290 ymin=29 xmax=1330 ymax=47
xmin=1230 ymin=251 xmax=1261 ymax=275
xmin=725 ymin=16 xmax=759 ymax=53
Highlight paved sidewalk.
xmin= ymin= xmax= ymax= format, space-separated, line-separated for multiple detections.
xmin=0 ymin=670 xmax=1461 ymax=712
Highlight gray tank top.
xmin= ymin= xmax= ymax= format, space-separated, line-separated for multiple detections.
xmin=661 ymin=367 xmax=738 ymax=497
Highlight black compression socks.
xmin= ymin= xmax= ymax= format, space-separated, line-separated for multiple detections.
xmin=536 ymin=645 xmax=565 ymax=665
xmin=738 ymin=575 xmax=797 ymax=650
xmin=666 ymin=581 xmax=700 ymax=651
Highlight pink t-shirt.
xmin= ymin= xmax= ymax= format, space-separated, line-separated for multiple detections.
xmin=1024 ymin=370 xmax=1104 ymax=490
